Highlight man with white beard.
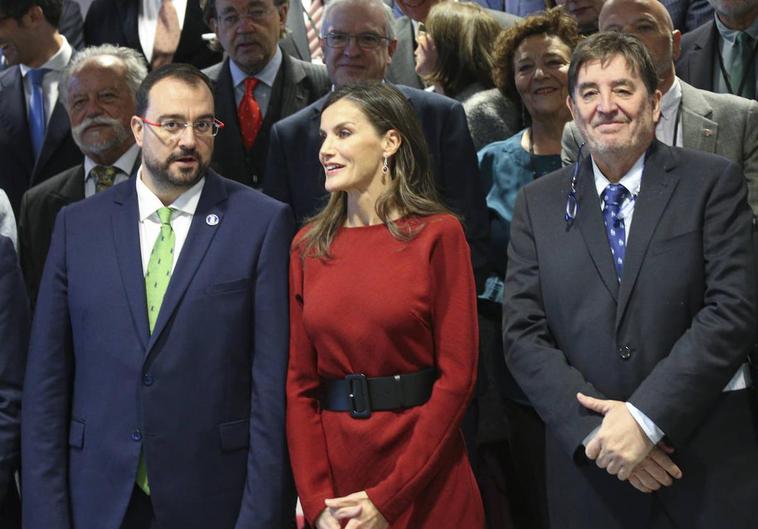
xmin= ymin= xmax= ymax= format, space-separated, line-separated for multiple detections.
xmin=18 ymin=44 xmax=148 ymax=306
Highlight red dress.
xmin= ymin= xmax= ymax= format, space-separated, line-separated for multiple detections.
xmin=287 ymin=214 xmax=484 ymax=528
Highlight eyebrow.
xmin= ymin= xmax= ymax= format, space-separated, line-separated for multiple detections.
xmin=155 ymin=113 xmax=215 ymax=120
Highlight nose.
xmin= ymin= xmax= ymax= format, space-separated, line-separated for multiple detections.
xmin=236 ymin=14 xmax=256 ymax=32
xmin=596 ymin=90 xmax=618 ymax=115
xmin=177 ymin=123 xmax=198 ymax=148
xmin=83 ymin=97 xmax=104 ymax=118
xmin=319 ymin=135 xmax=334 ymax=162
xmin=343 ymin=36 xmax=361 ymax=56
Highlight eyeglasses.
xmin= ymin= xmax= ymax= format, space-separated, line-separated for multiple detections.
xmin=140 ymin=117 xmax=225 ymax=137
xmin=217 ymin=7 xmax=273 ymax=27
xmin=322 ymin=32 xmax=391 ymax=50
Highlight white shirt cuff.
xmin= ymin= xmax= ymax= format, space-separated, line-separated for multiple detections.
xmin=626 ymin=402 xmax=665 ymax=444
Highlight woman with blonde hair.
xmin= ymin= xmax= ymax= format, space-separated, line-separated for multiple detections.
xmin=287 ymin=82 xmax=484 ymax=529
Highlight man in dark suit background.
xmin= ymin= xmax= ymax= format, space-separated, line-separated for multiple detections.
xmin=676 ymin=0 xmax=757 ymax=99
xmin=18 ymin=44 xmax=147 ymax=307
xmin=661 ymin=0 xmax=713 ymax=33
xmin=0 ymin=235 xmax=30 ymax=529
xmin=0 ymin=0 xmax=82 ymax=215
xmin=200 ymin=0 xmax=329 ymax=188
xmin=504 ymin=31 xmax=757 ymax=529
xmin=265 ymin=0 xmax=490 ymax=283
xmin=83 ymin=0 xmax=222 ymax=69
xmin=21 ymin=63 xmax=294 ymax=529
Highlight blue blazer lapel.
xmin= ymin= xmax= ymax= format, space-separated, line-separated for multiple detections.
xmin=0 ymin=68 xmax=34 ymax=175
xmin=616 ymin=142 xmax=680 ymax=328
xmin=574 ymin=155 xmax=620 ymax=301
xmin=111 ymin=180 xmax=150 ymax=350
xmin=146 ymin=171 xmax=227 ymax=355
xmin=32 ymin=101 xmax=72 ymax=185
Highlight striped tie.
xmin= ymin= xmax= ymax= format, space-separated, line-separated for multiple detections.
xmin=306 ymin=0 xmax=324 ymax=62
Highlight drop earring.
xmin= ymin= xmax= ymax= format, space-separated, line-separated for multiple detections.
xmin=382 ymin=155 xmax=389 ymax=184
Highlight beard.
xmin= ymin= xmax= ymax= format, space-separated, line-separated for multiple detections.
xmin=142 ymin=146 xmax=209 ymax=192
xmin=71 ymin=115 xmax=131 ymax=158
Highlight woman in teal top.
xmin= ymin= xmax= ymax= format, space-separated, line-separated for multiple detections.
xmin=475 ymin=9 xmax=580 ymax=529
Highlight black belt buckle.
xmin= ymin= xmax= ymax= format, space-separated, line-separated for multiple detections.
xmin=346 ymin=373 xmax=371 ymax=419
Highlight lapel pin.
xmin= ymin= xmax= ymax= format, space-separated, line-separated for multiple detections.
xmin=703 ymin=128 xmax=713 ymax=137
xmin=206 ymin=214 xmax=220 ymax=226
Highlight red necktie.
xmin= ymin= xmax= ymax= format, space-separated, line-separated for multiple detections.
xmin=238 ymin=78 xmax=262 ymax=150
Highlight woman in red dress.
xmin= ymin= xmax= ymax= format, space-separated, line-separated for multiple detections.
xmin=287 ymin=83 xmax=484 ymax=529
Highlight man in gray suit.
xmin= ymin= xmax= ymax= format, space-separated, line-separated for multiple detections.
xmin=18 ymin=44 xmax=147 ymax=307
xmin=562 ymin=0 xmax=758 ymax=216
xmin=200 ymin=0 xmax=330 ymax=189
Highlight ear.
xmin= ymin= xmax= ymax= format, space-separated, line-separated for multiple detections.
xmin=671 ymin=29 xmax=682 ymax=62
xmin=387 ymin=39 xmax=398 ymax=61
xmin=382 ymin=129 xmax=402 ymax=157
xmin=209 ymin=17 xmax=218 ymax=34
xmin=24 ymin=5 xmax=45 ymax=26
xmin=566 ymin=94 xmax=577 ymax=121
xmin=131 ymin=116 xmax=145 ymax=147
xmin=277 ymin=3 xmax=288 ymax=32
xmin=651 ymin=89 xmax=662 ymax=122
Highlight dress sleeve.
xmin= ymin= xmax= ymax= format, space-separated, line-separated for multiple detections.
xmin=286 ymin=238 xmax=336 ymax=524
xmin=365 ymin=218 xmax=479 ymax=523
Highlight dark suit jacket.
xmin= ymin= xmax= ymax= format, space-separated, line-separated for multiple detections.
xmin=60 ymin=0 xmax=84 ymax=50
xmin=264 ymin=84 xmax=491 ymax=283
xmin=676 ymin=19 xmax=757 ymax=99
xmin=0 ymin=66 xmax=82 ymax=216
xmin=503 ymin=142 xmax=758 ymax=529
xmin=0 ymin=236 xmax=29 ymax=529
xmin=18 ymin=156 xmax=141 ymax=308
xmin=21 ymin=170 xmax=294 ymax=529
xmin=203 ymin=52 xmax=330 ymax=188
xmin=83 ymin=0 xmax=222 ymax=70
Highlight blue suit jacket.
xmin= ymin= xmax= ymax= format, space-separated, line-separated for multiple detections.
xmin=21 ymin=170 xmax=294 ymax=529
xmin=0 ymin=235 xmax=29 ymax=507
xmin=264 ymin=85 xmax=491 ymax=283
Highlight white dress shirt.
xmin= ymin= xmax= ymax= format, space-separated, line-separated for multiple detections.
xmin=656 ymin=77 xmax=683 ymax=148
xmin=136 ymin=170 xmax=204 ymax=275
xmin=19 ymin=36 xmax=72 ymax=125
xmin=139 ymin=0 xmax=188 ymax=63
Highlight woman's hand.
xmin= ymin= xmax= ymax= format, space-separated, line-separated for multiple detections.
xmin=324 ymin=491 xmax=389 ymax=529
xmin=315 ymin=507 xmax=341 ymax=529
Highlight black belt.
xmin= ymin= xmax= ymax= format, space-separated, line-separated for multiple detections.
xmin=319 ymin=368 xmax=437 ymax=419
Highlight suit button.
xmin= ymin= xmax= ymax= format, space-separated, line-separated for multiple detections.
xmin=143 ymin=374 xmax=154 ymax=386
xmin=131 ymin=430 xmax=142 ymax=442
xmin=618 ymin=345 xmax=633 ymax=360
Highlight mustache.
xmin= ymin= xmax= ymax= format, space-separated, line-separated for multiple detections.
xmin=71 ymin=115 xmax=126 ymax=135
xmin=166 ymin=150 xmax=199 ymax=163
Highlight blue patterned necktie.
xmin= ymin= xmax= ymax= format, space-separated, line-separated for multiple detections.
xmin=27 ymin=68 xmax=49 ymax=158
xmin=602 ymin=184 xmax=629 ymax=282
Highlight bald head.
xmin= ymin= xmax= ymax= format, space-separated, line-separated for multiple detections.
xmin=599 ymin=0 xmax=681 ymax=92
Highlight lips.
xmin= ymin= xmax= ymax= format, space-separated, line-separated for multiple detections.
xmin=533 ymin=86 xmax=558 ymax=95
xmin=323 ymin=162 xmax=345 ymax=176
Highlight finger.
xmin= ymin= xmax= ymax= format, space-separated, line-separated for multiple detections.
xmin=657 ymin=440 xmax=675 ymax=454
xmin=628 ymin=474 xmax=652 ymax=494
xmin=577 ymin=393 xmax=610 ymax=414
xmin=330 ymin=505 xmax=363 ymax=520
xmin=585 ymin=437 xmax=601 ymax=460
xmin=648 ymin=448 xmax=683 ymax=479
xmin=640 ymin=458 xmax=673 ymax=487
xmin=630 ymin=469 xmax=658 ymax=492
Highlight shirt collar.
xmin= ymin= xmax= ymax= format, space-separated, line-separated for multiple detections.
xmin=592 ymin=152 xmax=645 ymax=198
xmin=84 ymin=143 xmax=141 ymax=181
xmin=230 ymin=46 xmax=282 ymax=89
xmin=19 ymin=35 xmax=72 ymax=77
xmin=659 ymin=77 xmax=682 ymax=122
xmin=714 ymin=13 xmax=758 ymax=42
xmin=136 ymin=168 xmax=205 ymax=222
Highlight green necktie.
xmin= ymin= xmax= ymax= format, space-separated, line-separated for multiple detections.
xmin=733 ymin=32 xmax=756 ymax=99
xmin=137 ymin=206 xmax=175 ymax=495
xmin=91 ymin=165 xmax=118 ymax=193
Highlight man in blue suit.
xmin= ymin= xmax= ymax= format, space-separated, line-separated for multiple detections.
xmin=0 ymin=234 xmax=30 ymax=529
xmin=264 ymin=0 xmax=490 ymax=283
xmin=21 ymin=63 xmax=294 ymax=529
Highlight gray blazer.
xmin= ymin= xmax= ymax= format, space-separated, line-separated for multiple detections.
xmin=457 ymin=85 xmax=521 ymax=150
xmin=561 ymin=79 xmax=758 ymax=215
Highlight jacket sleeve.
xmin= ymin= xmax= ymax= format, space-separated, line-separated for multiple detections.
xmin=0 ymin=236 xmax=29 ymax=502
xmin=21 ymin=210 xmax=74 ymax=529
xmin=235 ymin=204 xmax=296 ymax=529
xmin=740 ymin=99 xmax=758 ymax=217
xmin=365 ymin=219 xmax=479 ymax=523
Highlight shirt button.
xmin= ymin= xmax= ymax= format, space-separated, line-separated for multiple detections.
xmin=618 ymin=345 xmax=633 ymax=360
xmin=143 ymin=374 xmax=154 ymax=386
xmin=131 ymin=430 xmax=142 ymax=442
